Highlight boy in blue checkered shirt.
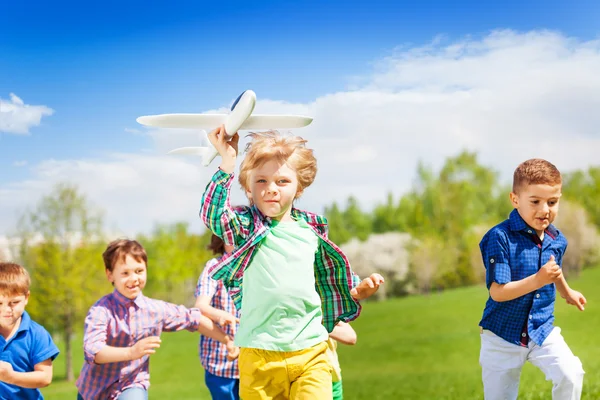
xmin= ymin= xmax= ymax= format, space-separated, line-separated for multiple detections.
xmin=478 ymin=158 xmax=586 ymax=400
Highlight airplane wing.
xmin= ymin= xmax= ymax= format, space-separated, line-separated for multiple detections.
xmin=136 ymin=114 xmax=227 ymax=128
xmin=136 ymin=113 xmax=312 ymax=130
xmin=239 ymin=115 xmax=313 ymax=129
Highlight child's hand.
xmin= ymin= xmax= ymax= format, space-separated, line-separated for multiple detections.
xmin=208 ymin=125 xmax=239 ymax=173
xmin=536 ymin=255 xmax=562 ymax=286
xmin=563 ymin=288 xmax=586 ymax=311
xmin=128 ymin=336 xmax=162 ymax=360
xmin=224 ymin=336 xmax=240 ymax=361
xmin=350 ymin=273 xmax=385 ymax=300
xmin=218 ymin=311 xmax=239 ymax=330
xmin=0 ymin=361 xmax=14 ymax=382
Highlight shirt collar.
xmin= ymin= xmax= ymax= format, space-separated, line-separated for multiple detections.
xmin=508 ymin=208 xmax=559 ymax=238
xmin=16 ymin=310 xmax=31 ymax=334
xmin=111 ymin=289 xmax=146 ymax=309
xmin=253 ymin=205 xmax=303 ymax=226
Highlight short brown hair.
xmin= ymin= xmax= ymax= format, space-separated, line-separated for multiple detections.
xmin=207 ymin=234 xmax=225 ymax=255
xmin=238 ymin=131 xmax=317 ymax=196
xmin=513 ymin=159 xmax=562 ymax=193
xmin=102 ymin=239 xmax=147 ymax=272
xmin=0 ymin=262 xmax=31 ymax=296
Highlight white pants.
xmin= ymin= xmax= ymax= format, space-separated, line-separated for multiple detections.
xmin=480 ymin=327 xmax=584 ymax=400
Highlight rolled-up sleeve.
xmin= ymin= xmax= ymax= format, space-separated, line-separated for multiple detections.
xmin=83 ymin=306 xmax=109 ymax=364
xmin=480 ymin=229 xmax=511 ymax=289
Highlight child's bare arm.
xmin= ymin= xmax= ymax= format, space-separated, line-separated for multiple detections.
xmin=194 ymin=295 xmax=238 ymax=329
xmin=490 ymin=255 xmax=562 ymax=302
xmin=196 ymin=315 xmax=239 ymax=360
xmin=93 ymin=336 xmax=162 ymax=364
xmin=555 ymin=275 xmax=586 ymax=311
xmin=0 ymin=359 xmax=53 ymax=388
xmin=330 ymin=321 xmax=357 ymax=345
xmin=350 ymin=273 xmax=385 ymax=300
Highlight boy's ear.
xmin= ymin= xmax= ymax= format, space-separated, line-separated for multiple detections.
xmin=509 ymin=192 xmax=519 ymax=208
xmin=105 ymin=269 xmax=114 ymax=283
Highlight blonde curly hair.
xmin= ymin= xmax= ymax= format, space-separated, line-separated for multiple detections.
xmin=239 ymin=130 xmax=317 ymax=198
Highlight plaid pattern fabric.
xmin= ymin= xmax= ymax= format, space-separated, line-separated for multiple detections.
xmin=200 ymin=168 xmax=362 ymax=333
xmin=479 ymin=209 xmax=568 ymax=346
xmin=76 ymin=290 xmax=203 ymax=400
xmin=195 ymin=258 xmax=239 ymax=379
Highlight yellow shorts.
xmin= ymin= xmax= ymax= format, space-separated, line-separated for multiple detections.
xmin=239 ymin=341 xmax=333 ymax=400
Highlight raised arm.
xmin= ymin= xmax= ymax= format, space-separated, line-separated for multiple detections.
xmin=200 ymin=126 xmax=251 ymax=246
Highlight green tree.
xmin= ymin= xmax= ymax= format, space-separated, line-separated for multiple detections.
xmin=138 ymin=223 xmax=213 ymax=305
xmin=18 ymin=183 xmax=106 ymax=382
xmin=564 ymin=167 xmax=600 ymax=229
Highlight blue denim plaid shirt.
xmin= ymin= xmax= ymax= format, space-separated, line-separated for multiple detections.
xmin=479 ymin=209 xmax=568 ymax=346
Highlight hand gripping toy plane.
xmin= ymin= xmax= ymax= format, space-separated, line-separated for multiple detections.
xmin=136 ymin=90 xmax=313 ymax=166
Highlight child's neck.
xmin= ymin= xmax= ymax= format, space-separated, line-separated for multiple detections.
xmin=0 ymin=317 xmax=22 ymax=341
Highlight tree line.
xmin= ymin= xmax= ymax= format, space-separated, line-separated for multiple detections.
xmin=325 ymin=151 xmax=600 ymax=297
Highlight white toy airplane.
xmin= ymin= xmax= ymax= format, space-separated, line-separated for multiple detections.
xmin=136 ymin=90 xmax=313 ymax=166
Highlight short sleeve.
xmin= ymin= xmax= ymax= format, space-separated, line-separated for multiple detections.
xmin=30 ymin=324 xmax=60 ymax=366
xmin=480 ymin=228 xmax=511 ymax=289
xmin=195 ymin=260 xmax=219 ymax=298
xmin=556 ymin=235 xmax=568 ymax=268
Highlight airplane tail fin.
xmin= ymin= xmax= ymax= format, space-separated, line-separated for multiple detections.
xmin=167 ymin=129 xmax=219 ymax=167
xmin=167 ymin=145 xmax=219 ymax=167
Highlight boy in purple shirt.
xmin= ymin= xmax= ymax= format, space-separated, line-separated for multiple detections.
xmin=76 ymin=239 xmax=238 ymax=400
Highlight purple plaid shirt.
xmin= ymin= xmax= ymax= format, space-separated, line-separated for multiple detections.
xmin=76 ymin=290 xmax=203 ymax=400
xmin=195 ymin=258 xmax=239 ymax=379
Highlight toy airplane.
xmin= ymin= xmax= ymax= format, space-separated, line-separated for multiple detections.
xmin=136 ymin=90 xmax=313 ymax=166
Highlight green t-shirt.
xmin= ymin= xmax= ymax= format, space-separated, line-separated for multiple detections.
xmin=235 ymin=219 xmax=329 ymax=351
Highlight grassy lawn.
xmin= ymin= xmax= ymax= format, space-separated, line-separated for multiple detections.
xmin=42 ymin=267 xmax=599 ymax=399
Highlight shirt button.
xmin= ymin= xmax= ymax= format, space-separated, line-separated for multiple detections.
xmin=490 ymin=258 xmax=495 ymax=264
xmin=536 ymin=294 xmax=540 ymax=298
xmin=522 ymin=333 xmax=527 ymax=337
xmin=527 ymin=230 xmax=532 ymax=234
xmin=529 ymin=315 xmax=533 ymax=319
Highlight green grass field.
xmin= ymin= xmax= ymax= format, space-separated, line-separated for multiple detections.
xmin=42 ymin=267 xmax=599 ymax=399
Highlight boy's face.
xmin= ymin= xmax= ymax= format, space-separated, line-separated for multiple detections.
xmin=246 ymin=160 xmax=301 ymax=222
xmin=0 ymin=292 xmax=29 ymax=330
xmin=510 ymin=183 xmax=562 ymax=236
xmin=106 ymin=254 xmax=147 ymax=300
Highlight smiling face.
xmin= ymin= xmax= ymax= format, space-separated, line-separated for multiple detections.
xmin=106 ymin=254 xmax=147 ymax=299
xmin=246 ymin=160 xmax=302 ymax=222
xmin=510 ymin=183 xmax=562 ymax=236
xmin=0 ymin=292 xmax=29 ymax=331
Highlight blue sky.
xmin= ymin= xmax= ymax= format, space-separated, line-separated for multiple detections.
xmin=1 ymin=0 xmax=600 ymax=237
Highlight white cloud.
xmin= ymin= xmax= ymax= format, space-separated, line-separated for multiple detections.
xmin=3 ymin=29 xmax=600 ymax=235
xmin=12 ymin=160 xmax=27 ymax=167
xmin=0 ymin=93 xmax=54 ymax=135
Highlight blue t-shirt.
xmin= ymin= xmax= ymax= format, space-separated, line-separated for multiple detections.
xmin=0 ymin=311 xmax=60 ymax=400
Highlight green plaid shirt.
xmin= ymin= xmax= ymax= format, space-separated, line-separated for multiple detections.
xmin=200 ymin=168 xmax=362 ymax=333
